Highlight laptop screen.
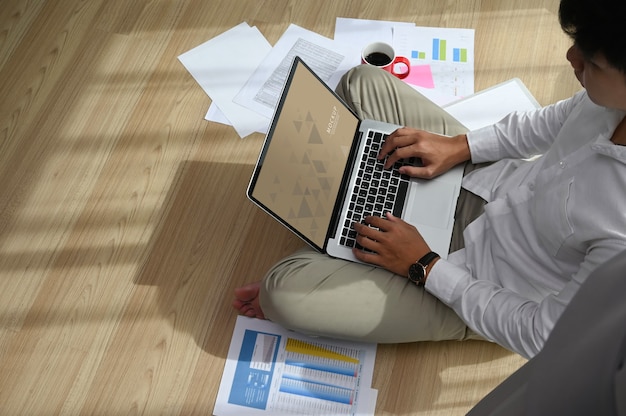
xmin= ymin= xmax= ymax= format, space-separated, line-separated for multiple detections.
xmin=248 ymin=58 xmax=360 ymax=249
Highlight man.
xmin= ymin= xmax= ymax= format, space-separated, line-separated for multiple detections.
xmin=234 ymin=0 xmax=626 ymax=359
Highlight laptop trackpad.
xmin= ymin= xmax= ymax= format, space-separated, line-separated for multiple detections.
xmin=403 ymin=179 xmax=458 ymax=230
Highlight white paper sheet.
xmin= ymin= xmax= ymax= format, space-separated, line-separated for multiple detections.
xmin=233 ymin=24 xmax=352 ymax=120
xmin=443 ymin=78 xmax=540 ymax=130
xmin=205 ymin=103 xmax=230 ymax=125
xmin=214 ymin=316 xmax=378 ymax=416
xmin=393 ymin=25 xmax=475 ymax=105
xmin=178 ymin=22 xmax=272 ymax=138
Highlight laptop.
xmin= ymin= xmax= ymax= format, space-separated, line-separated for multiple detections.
xmin=247 ymin=56 xmax=463 ymax=263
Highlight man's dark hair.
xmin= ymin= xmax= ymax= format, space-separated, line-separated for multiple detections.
xmin=559 ymin=0 xmax=626 ymax=73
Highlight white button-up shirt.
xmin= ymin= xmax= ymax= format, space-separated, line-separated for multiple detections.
xmin=426 ymin=91 xmax=626 ymax=359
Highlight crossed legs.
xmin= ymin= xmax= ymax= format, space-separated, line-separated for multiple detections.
xmin=233 ymin=65 xmax=484 ymax=343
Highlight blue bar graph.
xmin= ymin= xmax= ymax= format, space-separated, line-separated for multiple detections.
xmin=452 ymin=47 xmax=468 ymax=62
xmin=432 ymin=38 xmax=447 ymax=61
xmin=279 ymin=378 xmax=354 ymax=405
xmin=285 ymin=359 xmax=357 ymax=377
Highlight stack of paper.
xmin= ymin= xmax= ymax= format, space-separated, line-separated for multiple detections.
xmin=178 ymin=23 xmax=272 ymax=138
xmin=178 ymin=18 xmax=477 ymax=138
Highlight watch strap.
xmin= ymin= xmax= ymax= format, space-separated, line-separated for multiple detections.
xmin=418 ymin=251 xmax=440 ymax=268
xmin=410 ymin=251 xmax=440 ymax=286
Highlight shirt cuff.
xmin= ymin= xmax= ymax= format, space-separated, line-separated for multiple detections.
xmin=466 ymin=125 xmax=502 ymax=163
xmin=424 ymin=255 xmax=468 ymax=304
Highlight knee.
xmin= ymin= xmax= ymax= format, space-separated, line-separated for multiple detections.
xmin=260 ymin=249 xmax=322 ymax=301
xmin=263 ymin=249 xmax=312 ymax=283
xmin=259 ymin=249 xmax=362 ymax=321
xmin=340 ymin=64 xmax=389 ymax=90
xmin=344 ymin=63 xmax=380 ymax=78
xmin=258 ymin=250 xmax=319 ymax=322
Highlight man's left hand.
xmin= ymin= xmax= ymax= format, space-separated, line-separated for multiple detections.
xmin=352 ymin=213 xmax=432 ymax=276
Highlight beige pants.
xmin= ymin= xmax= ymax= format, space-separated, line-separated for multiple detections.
xmin=259 ymin=65 xmax=486 ymax=343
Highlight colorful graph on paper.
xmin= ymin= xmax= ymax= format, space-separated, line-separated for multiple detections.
xmin=393 ymin=26 xmax=475 ymax=100
xmin=411 ymin=39 xmax=469 ymax=63
xmin=275 ymin=338 xmax=363 ymax=410
xmin=226 ymin=328 xmax=370 ymax=415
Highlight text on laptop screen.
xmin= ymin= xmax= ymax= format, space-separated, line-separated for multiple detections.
xmin=251 ymin=61 xmax=360 ymax=248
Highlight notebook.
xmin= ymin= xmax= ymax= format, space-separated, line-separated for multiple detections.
xmin=247 ymin=56 xmax=464 ymax=263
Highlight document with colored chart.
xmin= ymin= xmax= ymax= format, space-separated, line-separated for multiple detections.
xmin=332 ymin=19 xmax=475 ymax=106
xmin=213 ymin=316 xmax=378 ymax=416
xmin=392 ymin=25 xmax=475 ymax=105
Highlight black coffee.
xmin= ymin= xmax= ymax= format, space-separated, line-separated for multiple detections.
xmin=365 ymin=52 xmax=392 ymax=66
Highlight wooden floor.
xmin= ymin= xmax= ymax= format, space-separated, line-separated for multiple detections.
xmin=0 ymin=1 xmax=580 ymax=415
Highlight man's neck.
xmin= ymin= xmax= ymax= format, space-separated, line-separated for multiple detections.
xmin=611 ymin=116 xmax=626 ymax=146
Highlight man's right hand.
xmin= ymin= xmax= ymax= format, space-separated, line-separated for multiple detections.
xmin=378 ymin=128 xmax=471 ymax=179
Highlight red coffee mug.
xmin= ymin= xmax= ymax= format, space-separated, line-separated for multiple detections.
xmin=361 ymin=42 xmax=411 ymax=79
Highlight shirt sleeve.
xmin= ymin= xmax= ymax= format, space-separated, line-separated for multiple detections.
xmin=425 ymin=240 xmax=626 ymax=359
xmin=466 ymin=91 xmax=586 ymax=163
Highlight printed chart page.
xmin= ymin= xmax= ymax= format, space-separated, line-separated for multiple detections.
xmin=214 ymin=316 xmax=378 ymax=416
xmin=393 ymin=25 xmax=475 ymax=105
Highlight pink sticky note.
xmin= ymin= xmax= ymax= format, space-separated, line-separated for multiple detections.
xmin=404 ymin=64 xmax=435 ymax=89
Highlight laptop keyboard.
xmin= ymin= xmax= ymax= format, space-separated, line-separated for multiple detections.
xmin=340 ymin=130 xmax=418 ymax=250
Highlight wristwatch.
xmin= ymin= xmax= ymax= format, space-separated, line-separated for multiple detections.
xmin=408 ymin=251 xmax=440 ymax=286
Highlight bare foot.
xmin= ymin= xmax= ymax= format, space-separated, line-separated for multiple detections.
xmin=233 ymin=281 xmax=266 ymax=319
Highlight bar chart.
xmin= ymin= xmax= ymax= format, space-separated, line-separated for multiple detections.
xmin=393 ymin=25 xmax=475 ymax=102
xmin=217 ymin=318 xmax=377 ymax=416
xmin=410 ymin=38 xmax=469 ymax=63
xmin=272 ymin=338 xmax=363 ymax=414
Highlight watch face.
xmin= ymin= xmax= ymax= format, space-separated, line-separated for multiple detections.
xmin=408 ymin=263 xmax=425 ymax=284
